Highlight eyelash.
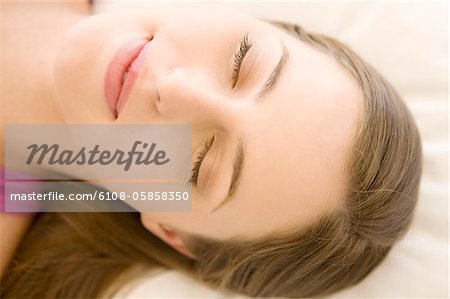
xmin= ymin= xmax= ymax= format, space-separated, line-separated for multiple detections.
xmin=188 ymin=135 xmax=215 ymax=187
xmin=231 ymin=33 xmax=253 ymax=88
xmin=187 ymin=34 xmax=251 ymax=187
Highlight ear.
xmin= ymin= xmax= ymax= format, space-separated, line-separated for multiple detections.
xmin=141 ymin=216 xmax=197 ymax=260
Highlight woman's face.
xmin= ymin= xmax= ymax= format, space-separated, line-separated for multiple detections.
xmin=54 ymin=6 xmax=361 ymax=242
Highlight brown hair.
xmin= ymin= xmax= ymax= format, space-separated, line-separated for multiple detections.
xmin=1 ymin=22 xmax=423 ymax=298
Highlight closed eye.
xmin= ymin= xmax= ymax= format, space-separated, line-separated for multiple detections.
xmin=187 ymin=135 xmax=215 ymax=187
xmin=231 ymin=33 xmax=253 ymax=88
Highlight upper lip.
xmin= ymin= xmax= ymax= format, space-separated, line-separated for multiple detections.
xmin=104 ymin=38 xmax=151 ymax=117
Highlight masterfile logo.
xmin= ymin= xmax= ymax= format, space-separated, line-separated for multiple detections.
xmin=4 ymin=124 xmax=192 ymax=213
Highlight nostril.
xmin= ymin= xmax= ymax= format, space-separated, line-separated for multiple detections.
xmin=156 ymin=89 xmax=161 ymax=104
xmin=155 ymin=88 xmax=161 ymax=109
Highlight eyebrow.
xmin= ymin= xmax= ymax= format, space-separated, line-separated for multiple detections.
xmin=210 ymin=138 xmax=244 ymax=213
xmin=210 ymin=42 xmax=290 ymax=214
xmin=256 ymin=42 xmax=289 ymax=101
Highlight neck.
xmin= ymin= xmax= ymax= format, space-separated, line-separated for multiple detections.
xmin=1 ymin=2 xmax=91 ymax=166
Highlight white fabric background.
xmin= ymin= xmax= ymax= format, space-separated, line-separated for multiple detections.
xmin=94 ymin=1 xmax=449 ymax=298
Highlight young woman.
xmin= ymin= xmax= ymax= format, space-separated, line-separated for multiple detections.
xmin=0 ymin=2 xmax=423 ymax=298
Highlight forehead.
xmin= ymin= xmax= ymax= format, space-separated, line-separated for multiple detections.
xmin=222 ymin=26 xmax=363 ymax=238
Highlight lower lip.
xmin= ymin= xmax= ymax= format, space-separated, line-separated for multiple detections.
xmin=104 ymin=38 xmax=151 ymax=117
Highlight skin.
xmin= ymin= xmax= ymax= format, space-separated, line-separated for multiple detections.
xmin=0 ymin=1 xmax=90 ymax=277
xmin=2 ymin=4 xmax=362 ymax=259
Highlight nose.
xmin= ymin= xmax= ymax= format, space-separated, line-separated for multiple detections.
xmin=155 ymin=67 xmax=240 ymax=127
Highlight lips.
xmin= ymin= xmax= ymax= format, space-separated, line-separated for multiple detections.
xmin=104 ymin=38 xmax=151 ymax=117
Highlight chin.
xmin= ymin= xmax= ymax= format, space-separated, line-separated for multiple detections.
xmin=53 ymin=18 xmax=116 ymax=124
